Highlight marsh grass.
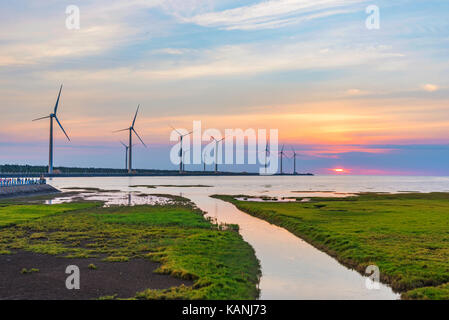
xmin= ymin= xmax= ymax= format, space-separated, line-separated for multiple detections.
xmin=0 ymin=203 xmax=98 ymax=228
xmin=214 ymin=193 xmax=449 ymax=300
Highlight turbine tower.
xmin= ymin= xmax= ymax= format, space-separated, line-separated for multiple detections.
xmin=182 ymin=148 xmax=190 ymax=172
xmin=203 ymin=151 xmax=206 ymax=172
xmin=291 ymin=147 xmax=298 ymax=175
xmin=32 ymin=85 xmax=70 ymax=174
xmin=171 ymin=126 xmax=193 ymax=174
xmin=212 ymin=136 xmax=225 ymax=174
xmin=114 ymin=105 xmax=146 ymax=174
xmin=262 ymin=142 xmax=270 ymax=174
xmin=279 ymin=145 xmax=285 ymax=175
xmin=120 ymin=141 xmax=129 ymax=170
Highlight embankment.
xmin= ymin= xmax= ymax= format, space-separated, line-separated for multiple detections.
xmin=0 ymin=184 xmax=60 ymax=199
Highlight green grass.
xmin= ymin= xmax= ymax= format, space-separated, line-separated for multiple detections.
xmin=0 ymin=203 xmax=98 ymax=227
xmin=403 ymin=283 xmax=449 ymax=300
xmin=21 ymin=268 xmax=40 ymax=274
xmin=213 ymin=193 xmax=449 ymax=300
xmin=0 ymin=199 xmax=260 ymax=300
xmin=92 ymin=206 xmax=212 ymax=229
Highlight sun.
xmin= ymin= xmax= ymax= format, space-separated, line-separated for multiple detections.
xmin=331 ymin=168 xmax=347 ymax=173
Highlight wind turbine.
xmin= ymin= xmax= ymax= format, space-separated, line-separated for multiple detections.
xmin=171 ymin=126 xmax=193 ymax=174
xmin=32 ymin=85 xmax=70 ymax=174
xmin=262 ymin=142 xmax=270 ymax=174
xmin=279 ymin=145 xmax=285 ymax=175
xmin=291 ymin=147 xmax=298 ymax=175
xmin=114 ymin=105 xmax=146 ymax=174
xmin=212 ymin=136 xmax=225 ymax=174
xmin=120 ymin=141 xmax=129 ymax=170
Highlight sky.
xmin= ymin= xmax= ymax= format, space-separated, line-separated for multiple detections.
xmin=0 ymin=0 xmax=448 ymax=175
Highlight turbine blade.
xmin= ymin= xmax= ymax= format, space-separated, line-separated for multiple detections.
xmin=54 ymin=116 xmax=70 ymax=141
xmin=169 ymin=124 xmax=182 ymax=136
xmin=32 ymin=115 xmax=50 ymax=121
xmin=54 ymin=84 xmax=63 ymax=114
xmin=120 ymin=141 xmax=127 ymax=147
xmin=132 ymin=128 xmax=147 ymax=147
xmin=132 ymin=105 xmax=140 ymax=127
xmin=211 ymin=136 xmax=223 ymax=142
xmin=182 ymin=130 xmax=194 ymax=137
xmin=113 ymin=128 xmax=130 ymax=133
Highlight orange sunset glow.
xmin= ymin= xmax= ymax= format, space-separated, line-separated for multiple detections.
xmin=0 ymin=0 xmax=447 ymax=175
xmin=331 ymin=168 xmax=348 ymax=174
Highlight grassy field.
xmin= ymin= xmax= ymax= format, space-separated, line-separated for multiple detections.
xmin=213 ymin=193 xmax=449 ymax=300
xmin=0 ymin=197 xmax=260 ymax=299
xmin=0 ymin=203 xmax=97 ymax=228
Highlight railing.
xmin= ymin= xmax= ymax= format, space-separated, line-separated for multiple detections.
xmin=0 ymin=178 xmax=46 ymax=187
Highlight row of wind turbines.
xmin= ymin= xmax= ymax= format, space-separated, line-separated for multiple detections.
xmin=170 ymin=127 xmax=226 ymax=174
xmin=261 ymin=144 xmax=300 ymax=175
xmin=33 ymin=85 xmax=301 ymax=175
xmin=33 ymin=85 xmax=147 ymax=174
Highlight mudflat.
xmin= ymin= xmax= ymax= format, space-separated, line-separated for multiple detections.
xmin=0 ymin=251 xmax=191 ymax=300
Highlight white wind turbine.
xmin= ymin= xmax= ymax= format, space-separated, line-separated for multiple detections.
xmin=291 ymin=146 xmax=298 ymax=175
xmin=279 ymin=145 xmax=285 ymax=175
xmin=114 ymin=105 xmax=147 ymax=173
xmin=170 ymin=126 xmax=193 ymax=174
xmin=212 ymin=136 xmax=225 ymax=174
xmin=32 ymin=85 xmax=70 ymax=174
xmin=262 ymin=142 xmax=270 ymax=175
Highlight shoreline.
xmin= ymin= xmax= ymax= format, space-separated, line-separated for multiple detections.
xmin=0 ymin=172 xmax=314 ymax=178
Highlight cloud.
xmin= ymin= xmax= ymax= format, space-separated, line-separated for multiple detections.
xmin=0 ymin=0 xmax=162 ymax=66
xmin=422 ymin=84 xmax=439 ymax=92
xmin=346 ymin=89 xmax=363 ymax=96
xmin=135 ymin=42 xmax=405 ymax=79
xmin=184 ymin=0 xmax=367 ymax=30
xmin=161 ymin=0 xmax=215 ymax=18
xmin=38 ymin=39 xmax=405 ymax=84
xmin=151 ymin=48 xmax=192 ymax=55
xmin=0 ymin=24 xmax=137 ymax=66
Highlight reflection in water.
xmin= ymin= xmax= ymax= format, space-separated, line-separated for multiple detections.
xmin=190 ymin=194 xmax=398 ymax=300
xmin=46 ymin=190 xmax=170 ymax=207
xmin=235 ymin=197 xmax=298 ymax=202
xmin=47 ymin=176 xmax=449 ymax=299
